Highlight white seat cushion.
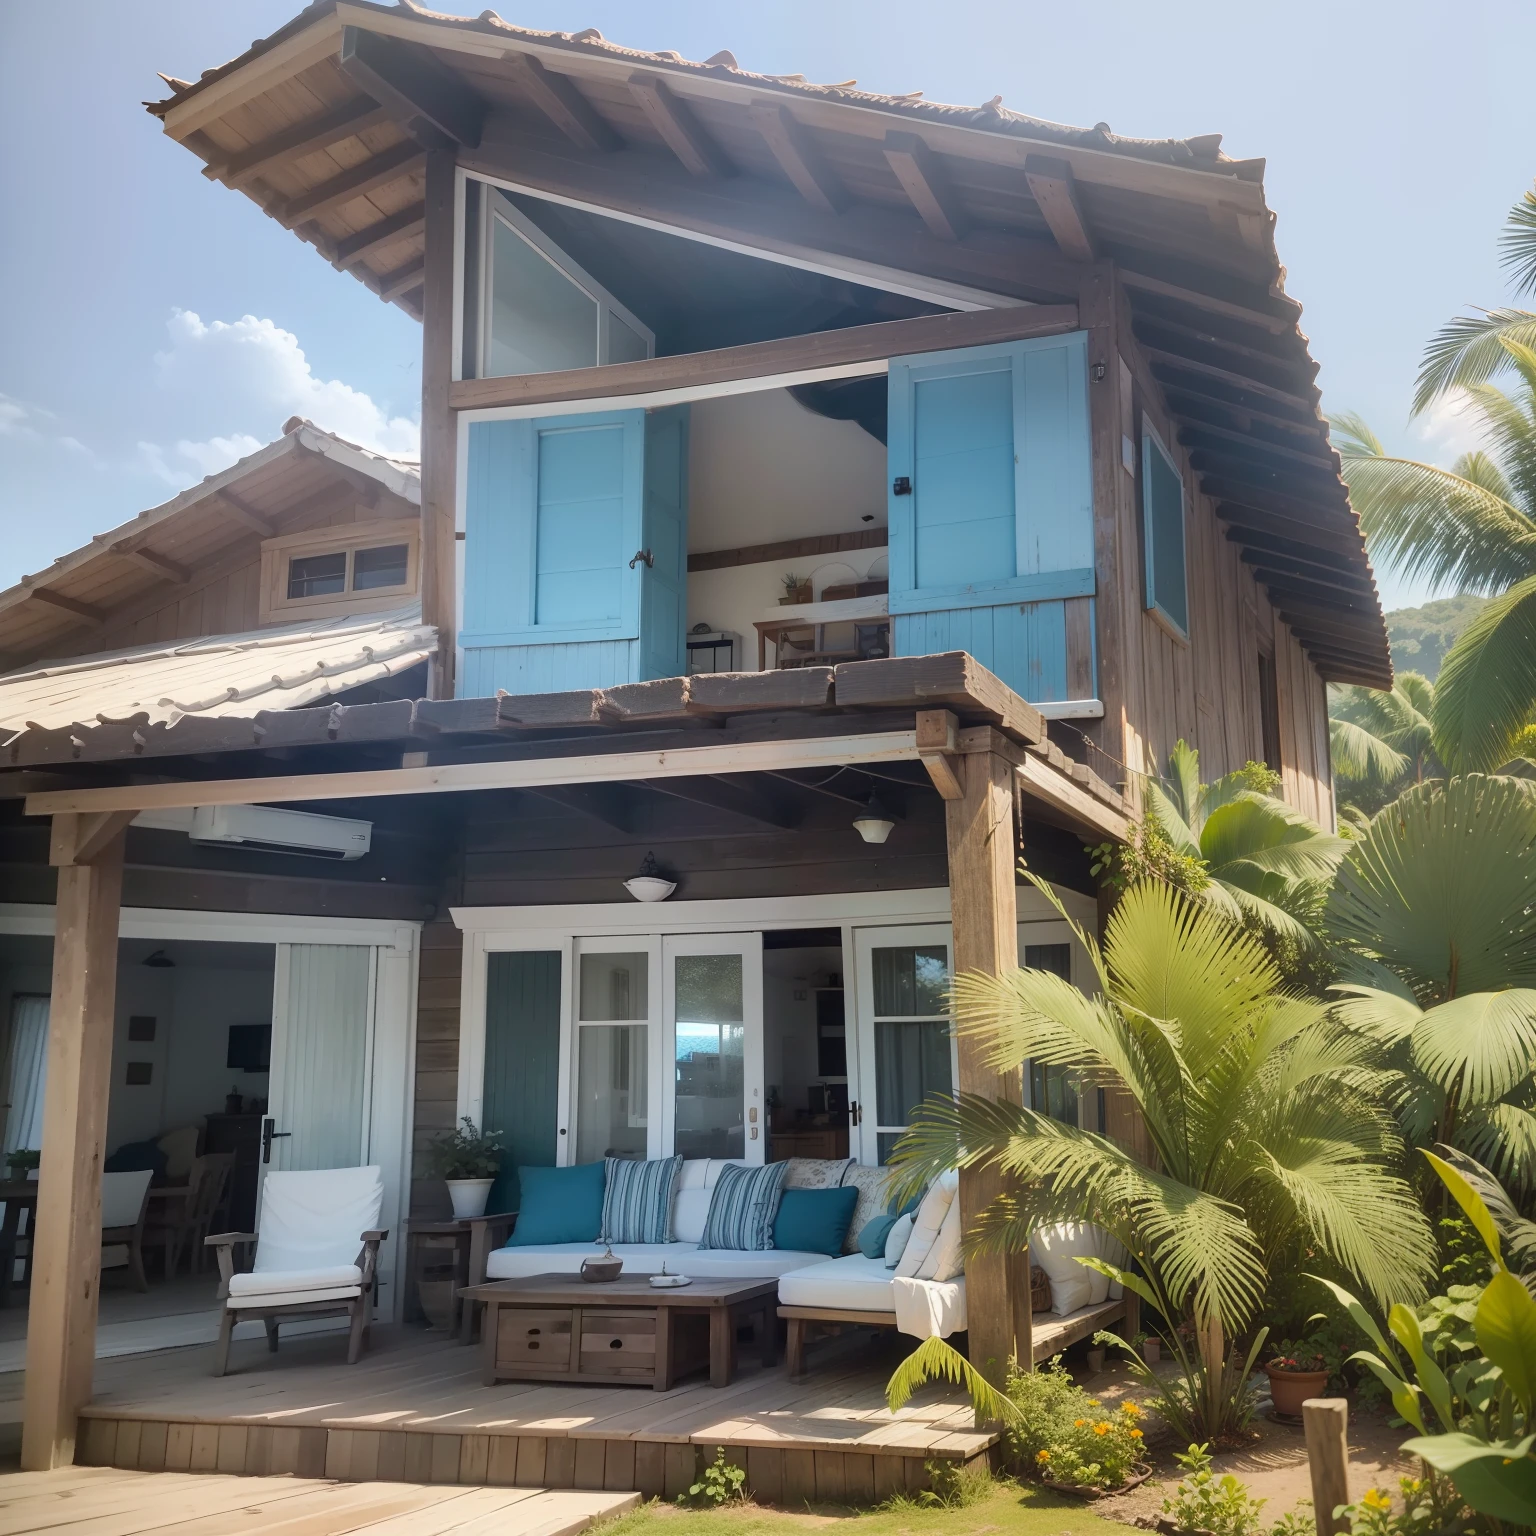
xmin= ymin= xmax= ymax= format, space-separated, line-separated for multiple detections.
xmin=253 ymin=1166 xmax=383 ymax=1276
xmin=486 ymin=1242 xmax=696 ymax=1281
xmin=229 ymin=1263 xmax=362 ymax=1299
xmin=228 ymin=1286 xmax=361 ymax=1309
xmin=685 ymin=1248 xmax=826 ymax=1279
xmin=1032 ymin=1222 xmax=1109 ymax=1315
xmin=778 ymin=1253 xmax=896 ymax=1313
xmin=894 ymin=1170 xmax=957 ymax=1278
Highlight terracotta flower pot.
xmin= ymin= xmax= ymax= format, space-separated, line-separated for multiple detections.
xmin=1265 ymin=1363 xmax=1330 ymax=1417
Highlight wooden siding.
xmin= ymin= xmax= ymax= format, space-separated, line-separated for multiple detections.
xmin=411 ymin=921 xmax=462 ymax=1219
xmin=893 ymin=598 xmax=1089 ymax=704
xmin=1089 ymin=269 xmax=1335 ymax=827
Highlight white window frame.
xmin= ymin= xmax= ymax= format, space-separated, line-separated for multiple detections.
xmin=477 ymin=191 xmax=654 ymax=381
xmin=570 ymin=935 xmax=663 ymax=1163
xmin=259 ymin=517 xmax=421 ymax=625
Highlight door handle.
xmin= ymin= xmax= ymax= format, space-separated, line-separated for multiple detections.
xmin=891 ymin=476 xmax=912 ymax=496
xmin=849 ymin=1101 xmax=863 ymax=1126
xmin=629 ymin=549 xmax=654 ymax=569
xmin=261 ymin=1120 xmax=291 ymax=1164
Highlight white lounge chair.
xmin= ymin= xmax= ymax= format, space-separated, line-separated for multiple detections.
xmin=206 ymin=1165 xmax=387 ymax=1376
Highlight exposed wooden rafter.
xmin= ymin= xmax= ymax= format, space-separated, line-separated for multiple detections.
xmin=209 ymin=490 xmax=277 ymax=539
xmin=376 ymin=259 xmax=426 ymax=302
xmin=526 ymin=782 xmax=638 ymax=832
xmin=103 ymin=543 xmax=191 ymax=586
xmin=26 ymin=588 xmax=104 ymax=624
xmin=641 ymin=774 xmax=803 ymax=829
xmin=628 ymin=73 xmax=732 ymax=178
xmin=1023 ymin=155 xmax=1095 ymax=262
xmin=510 ymin=54 xmax=621 ymax=151
xmin=1135 ymin=315 xmax=1316 ymax=390
xmin=280 ymin=143 xmax=424 ymax=225
xmin=1120 ymin=267 xmax=1299 ymax=333
xmin=882 ymin=132 xmax=968 ymax=242
xmin=203 ymin=99 xmax=392 ymax=188
xmin=1144 ymin=348 xmax=1317 ymax=413
xmin=333 ymin=203 xmax=426 ymax=269
xmin=751 ymin=103 xmax=847 ymax=215
xmin=338 ymin=26 xmax=484 ymax=150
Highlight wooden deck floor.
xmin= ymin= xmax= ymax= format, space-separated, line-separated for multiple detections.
xmin=2 ymin=1325 xmax=996 ymax=1503
xmin=0 ymin=1464 xmax=638 ymax=1536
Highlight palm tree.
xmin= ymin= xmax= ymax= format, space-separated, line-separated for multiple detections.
xmin=1333 ymin=375 xmax=1536 ymax=774
xmin=1141 ymin=741 xmax=1347 ymax=948
xmin=1326 ymin=775 xmax=1536 ymax=1189
xmin=1328 ymin=673 xmax=1444 ymax=819
xmin=1414 ymin=185 xmax=1536 ymax=411
xmin=886 ymin=877 xmax=1434 ymax=1437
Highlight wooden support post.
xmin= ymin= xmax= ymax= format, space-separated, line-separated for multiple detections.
xmin=420 ymin=148 xmax=457 ymax=699
xmin=1302 ymin=1398 xmax=1351 ymax=1536
xmin=21 ymin=812 xmax=128 ymax=1470
xmin=945 ymin=746 xmax=1020 ymax=1388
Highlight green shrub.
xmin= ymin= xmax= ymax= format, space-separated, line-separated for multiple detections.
xmin=677 ymin=1448 xmax=746 ymax=1507
xmin=880 ymin=1458 xmax=994 ymax=1509
xmin=1160 ymin=1444 xmax=1267 ymax=1536
xmin=1002 ymin=1356 xmax=1148 ymax=1490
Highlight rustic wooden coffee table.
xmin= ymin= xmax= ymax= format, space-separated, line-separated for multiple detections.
xmin=460 ymin=1273 xmax=779 ymax=1391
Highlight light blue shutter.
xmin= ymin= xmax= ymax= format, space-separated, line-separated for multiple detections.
xmin=887 ymin=332 xmax=1095 ymax=701
xmin=638 ymin=406 xmax=689 ymax=681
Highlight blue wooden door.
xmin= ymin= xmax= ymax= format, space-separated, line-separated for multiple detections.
xmin=461 ymin=408 xmax=687 ymax=696
xmin=886 ymin=333 xmax=1095 ymax=703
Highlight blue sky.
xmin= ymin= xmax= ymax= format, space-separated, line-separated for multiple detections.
xmin=3 ymin=0 xmax=1534 ymax=611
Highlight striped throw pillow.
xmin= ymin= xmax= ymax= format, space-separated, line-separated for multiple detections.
xmin=600 ymin=1156 xmax=683 ymax=1245
xmin=697 ymin=1162 xmax=790 ymax=1251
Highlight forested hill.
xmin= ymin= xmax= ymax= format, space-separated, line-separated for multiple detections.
xmin=1384 ymin=593 xmax=1490 ymax=681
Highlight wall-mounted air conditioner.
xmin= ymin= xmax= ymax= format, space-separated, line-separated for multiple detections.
xmin=133 ymin=804 xmax=372 ymax=861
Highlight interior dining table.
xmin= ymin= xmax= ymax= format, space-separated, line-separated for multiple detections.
xmin=0 ymin=1178 xmax=38 ymax=1306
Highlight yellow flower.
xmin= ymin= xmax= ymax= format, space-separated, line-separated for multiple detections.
xmin=1074 ymin=1418 xmax=1089 ymax=1427
xmin=1088 ymin=1399 xmax=1101 ymax=1408
xmin=1131 ymin=1429 xmax=1144 ymax=1439
xmin=1362 ymin=1489 xmax=1392 ymax=1512
xmin=1036 ymin=1450 xmax=1051 ymax=1464
xmin=1093 ymin=1422 xmax=1112 ymax=1435
xmin=1123 ymin=1402 xmax=1142 ymax=1416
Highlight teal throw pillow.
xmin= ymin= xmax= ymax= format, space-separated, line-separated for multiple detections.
xmin=775 ymin=1186 xmax=859 ymax=1257
xmin=504 ymin=1162 xmax=605 ymax=1246
xmin=858 ymin=1211 xmax=899 ymax=1259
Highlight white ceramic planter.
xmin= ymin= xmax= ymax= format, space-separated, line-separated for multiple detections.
xmin=446 ymin=1177 xmax=495 ymax=1220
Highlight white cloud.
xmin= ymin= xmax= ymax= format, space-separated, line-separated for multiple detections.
xmin=0 ymin=393 xmax=96 ymax=462
xmin=1410 ymin=387 xmax=1486 ymax=466
xmin=135 ymin=310 xmax=419 ymax=489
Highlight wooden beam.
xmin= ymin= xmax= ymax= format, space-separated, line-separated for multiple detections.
xmin=23 ymin=731 xmax=925 ymax=818
xmin=338 ymin=26 xmax=484 ymax=151
xmin=1177 ymin=420 xmax=1338 ymax=473
xmin=376 ymin=258 xmax=426 ymax=302
xmin=1161 ymin=381 xmax=1327 ymax=440
xmin=946 ymin=747 xmax=1021 ymax=1387
xmin=1251 ymin=565 xmax=1377 ymax=600
xmin=1137 ymin=318 xmax=1316 ymax=394
xmin=916 ymin=709 xmax=964 ymax=801
xmin=334 ymin=203 xmax=426 ymax=269
xmin=210 ymin=490 xmax=277 ymax=539
xmin=526 ymin=783 xmax=638 ymax=832
xmin=463 ymin=117 xmax=1083 ymax=307
xmin=449 ymin=302 xmax=1080 ymax=412
xmin=26 ymin=588 xmax=104 ymax=624
xmin=510 ymin=54 xmax=621 ymax=152
xmin=104 ymin=543 xmax=191 ymax=586
xmin=751 ymin=103 xmax=847 ymax=215
xmin=641 ymin=774 xmax=803 ymax=829
xmin=882 ymin=132 xmax=968 ymax=242
xmin=420 ymin=150 xmax=457 ymax=698
xmin=20 ymin=813 xmax=125 ymax=1469
xmin=1213 ymin=498 xmax=1367 ymax=554
xmin=1120 ymin=267 xmax=1298 ymax=334
xmin=71 ymin=810 xmax=138 ymax=864
xmin=688 ymin=527 xmax=885 ymax=574
xmin=1014 ymin=750 xmax=1130 ymax=842
xmin=1024 ymin=156 xmax=1095 ymax=262
xmin=1145 ymin=348 xmax=1318 ymax=413
xmin=203 ymin=99 xmax=392 ymax=189
xmin=628 ymin=73 xmax=732 ymax=178
xmin=280 ymin=143 xmax=424 ymax=225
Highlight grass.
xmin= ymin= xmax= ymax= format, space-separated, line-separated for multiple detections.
xmin=592 ymin=1476 xmax=1130 ymax=1536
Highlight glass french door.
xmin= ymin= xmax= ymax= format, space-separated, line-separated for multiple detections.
xmin=662 ymin=933 xmax=764 ymax=1164
xmin=851 ymin=925 xmax=957 ymax=1165
xmin=570 ymin=939 xmax=660 ymax=1163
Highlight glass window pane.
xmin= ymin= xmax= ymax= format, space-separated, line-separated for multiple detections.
xmin=674 ymin=954 xmax=744 ymax=1161
xmin=575 ymin=1024 xmax=648 ymax=1163
xmin=872 ymin=946 xmax=950 ymax=1017
xmin=1024 ymin=943 xmax=1071 ymax=980
xmin=287 ymin=551 xmax=346 ymax=599
xmin=486 ymin=215 xmax=598 ymax=377
xmin=352 ymin=543 xmax=408 ymax=591
xmin=579 ymin=952 xmax=649 ymax=1022
xmin=1030 ymin=1061 xmax=1078 ymax=1126
xmin=874 ymin=1019 xmax=952 ymax=1132
xmin=607 ymin=311 xmax=649 ymax=364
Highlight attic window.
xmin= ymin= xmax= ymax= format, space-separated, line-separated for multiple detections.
xmin=260 ymin=520 xmax=420 ymax=625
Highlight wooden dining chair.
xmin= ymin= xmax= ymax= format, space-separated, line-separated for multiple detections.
xmin=100 ymin=1170 xmax=153 ymax=1292
xmin=184 ymin=1153 xmax=235 ymax=1273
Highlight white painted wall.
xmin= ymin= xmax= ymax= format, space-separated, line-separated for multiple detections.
xmin=158 ymin=965 xmax=274 ymax=1136
xmin=685 ymin=386 xmax=888 ymax=669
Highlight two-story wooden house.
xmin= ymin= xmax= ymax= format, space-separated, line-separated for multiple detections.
xmin=3 ymin=1 xmax=1388 ymax=1475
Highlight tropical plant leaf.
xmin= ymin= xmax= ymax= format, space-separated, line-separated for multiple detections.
xmin=1474 ymin=1270 xmax=1536 ymax=1414
xmin=1425 ymin=1149 xmax=1505 ymax=1263
xmin=1415 ymin=311 xmax=1536 ymax=413
xmin=1433 ymin=575 xmax=1536 ymax=772
xmin=1401 ymin=1434 xmax=1536 ymax=1525
xmin=1330 ymin=716 xmax=1410 ymax=784
xmin=884 ymin=1333 xmax=1019 ymax=1422
xmin=1410 ymin=990 xmax=1536 ymax=1105
xmin=1503 ymin=187 xmax=1536 ymax=296
xmin=1325 ymin=776 xmax=1536 ymax=999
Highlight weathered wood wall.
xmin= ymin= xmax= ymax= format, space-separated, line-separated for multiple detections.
xmin=1087 ymin=268 xmax=1334 ymax=827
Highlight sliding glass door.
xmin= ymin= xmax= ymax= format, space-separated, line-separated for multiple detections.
xmin=572 ymin=941 xmax=658 ymax=1163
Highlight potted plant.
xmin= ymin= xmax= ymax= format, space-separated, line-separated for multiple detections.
xmin=1133 ymin=1330 xmax=1160 ymax=1364
xmin=5 ymin=1149 xmax=40 ymax=1179
xmin=779 ymin=573 xmax=813 ymax=605
xmin=1264 ymin=1338 xmax=1330 ymax=1418
xmin=425 ymin=1117 xmax=503 ymax=1219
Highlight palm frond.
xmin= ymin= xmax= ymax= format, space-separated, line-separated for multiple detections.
xmin=1415 ymin=310 xmax=1536 ymax=412
xmin=1432 ymin=574 xmax=1536 ymax=772
xmin=885 ymin=1334 xmax=1019 ymax=1420
xmin=1410 ymin=989 xmax=1536 ymax=1105
xmin=1144 ymin=776 xmax=1201 ymax=858
xmin=1459 ymin=1103 xmax=1536 ymax=1190
xmin=1503 ymin=188 xmax=1536 ymax=296
xmin=1331 ymin=716 xmax=1410 ymax=783
xmin=1454 ymin=449 xmax=1516 ymax=502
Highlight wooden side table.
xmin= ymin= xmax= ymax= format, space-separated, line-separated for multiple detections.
xmin=460 ymin=1273 xmax=779 ymax=1391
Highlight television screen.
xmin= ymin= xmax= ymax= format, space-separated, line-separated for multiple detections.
xmin=227 ymin=1023 xmax=271 ymax=1072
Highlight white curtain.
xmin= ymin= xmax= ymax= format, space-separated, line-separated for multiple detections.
xmin=276 ymin=946 xmax=374 ymax=1171
xmin=3 ymin=994 xmax=50 ymax=1155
